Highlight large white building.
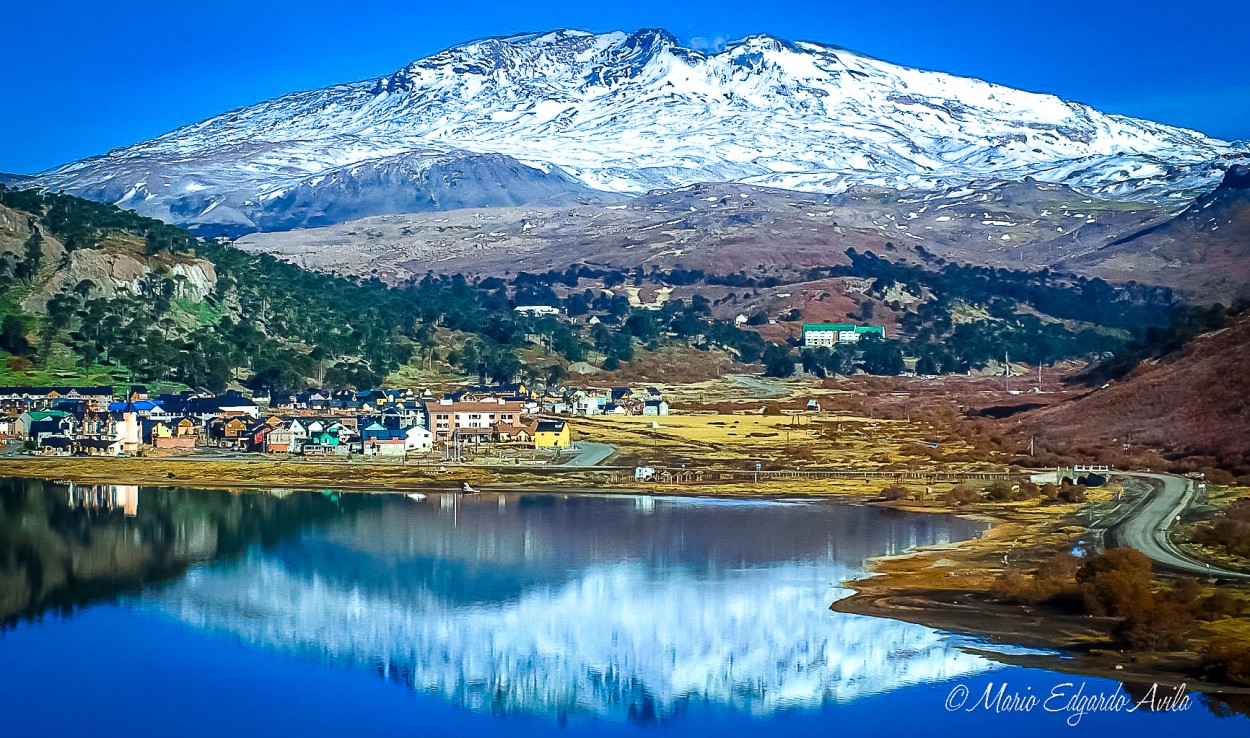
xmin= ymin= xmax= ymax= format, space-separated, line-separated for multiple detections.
xmin=802 ymin=323 xmax=885 ymax=348
xmin=514 ymin=305 xmax=560 ymax=317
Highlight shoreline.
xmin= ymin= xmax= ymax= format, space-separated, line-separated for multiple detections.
xmin=832 ymin=511 xmax=1250 ymax=696
xmin=5 ymin=456 xmax=1248 ymax=694
xmin=0 ymin=457 xmax=923 ymax=501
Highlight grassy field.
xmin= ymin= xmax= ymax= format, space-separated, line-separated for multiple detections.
xmin=569 ymin=408 xmax=1002 ymax=472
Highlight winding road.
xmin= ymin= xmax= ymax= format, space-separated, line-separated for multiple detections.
xmin=1109 ymin=472 xmax=1250 ymax=581
xmin=558 ymin=442 xmax=617 ymax=468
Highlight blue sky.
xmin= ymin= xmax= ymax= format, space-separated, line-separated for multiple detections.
xmin=2 ymin=0 xmax=1247 ymax=174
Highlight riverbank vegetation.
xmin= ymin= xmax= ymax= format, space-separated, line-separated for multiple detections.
xmin=993 ymin=548 xmax=1248 ymax=665
xmin=833 ymin=473 xmax=1250 ymax=692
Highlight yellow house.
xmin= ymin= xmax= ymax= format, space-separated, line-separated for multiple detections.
xmin=534 ymin=419 xmax=571 ymax=449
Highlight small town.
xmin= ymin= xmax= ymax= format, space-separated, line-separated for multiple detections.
xmin=0 ymin=382 xmax=670 ymax=461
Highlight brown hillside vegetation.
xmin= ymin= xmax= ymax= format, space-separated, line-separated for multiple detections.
xmin=1014 ymin=313 xmax=1250 ymax=472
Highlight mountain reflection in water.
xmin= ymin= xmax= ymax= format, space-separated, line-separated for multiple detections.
xmin=0 ymin=479 xmax=998 ymax=720
xmin=128 ymin=490 xmax=995 ymax=719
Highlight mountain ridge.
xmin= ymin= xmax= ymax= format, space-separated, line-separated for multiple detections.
xmin=27 ymin=29 xmax=1247 ymax=235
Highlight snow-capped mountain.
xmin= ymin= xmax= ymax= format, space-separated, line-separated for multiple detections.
xmin=33 ymin=29 xmax=1246 ymax=234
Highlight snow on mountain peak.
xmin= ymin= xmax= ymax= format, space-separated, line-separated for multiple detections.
xmin=35 ymin=28 xmax=1246 ymax=234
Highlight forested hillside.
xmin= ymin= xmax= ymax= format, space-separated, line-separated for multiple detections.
xmin=0 ymin=187 xmax=1201 ymax=392
xmin=0 ymin=187 xmax=428 ymax=390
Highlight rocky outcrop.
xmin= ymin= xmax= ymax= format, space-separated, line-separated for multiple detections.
xmin=20 ymin=248 xmax=217 ymax=313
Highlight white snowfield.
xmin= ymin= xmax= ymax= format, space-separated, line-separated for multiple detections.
xmin=149 ymin=556 xmax=996 ymax=719
xmin=40 ymin=29 xmax=1246 ymax=230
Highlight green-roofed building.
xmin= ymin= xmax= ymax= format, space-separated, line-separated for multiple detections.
xmin=802 ymin=323 xmax=885 ymax=348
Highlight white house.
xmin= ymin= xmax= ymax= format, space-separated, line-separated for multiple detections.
xmin=286 ymin=418 xmax=310 ymax=448
xmin=402 ymin=425 xmax=434 ymax=452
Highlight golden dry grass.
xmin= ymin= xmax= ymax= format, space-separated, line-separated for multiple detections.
xmin=569 ymin=409 xmax=996 ymax=472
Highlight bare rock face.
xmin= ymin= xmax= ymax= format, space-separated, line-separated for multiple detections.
xmin=0 ymin=203 xmax=34 ymax=246
xmin=0 ymin=203 xmax=65 ymax=264
xmin=19 ymin=248 xmax=217 ymax=313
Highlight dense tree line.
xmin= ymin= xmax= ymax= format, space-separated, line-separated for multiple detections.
xmin=0 ymin=189 xmax=427 ymax=390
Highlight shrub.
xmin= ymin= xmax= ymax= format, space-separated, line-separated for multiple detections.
xmin=1058 ymin=484 xmax=1087 ymax=504
xmin=991 ymin=570 xmax=1033 ymax=603
xmin=1037 ymin=551 xmax=1082 ymax=582
xmin=945 ymin=484 xmax=981 ymax=505
xmin=879 ymin=485 xmax=910 ymax=501
xmin=1015 ymin=480 xmax=1041 ymax=500
xmin=1202 ymin=467 xmax=1238 ymax=486
xmin=990 ymin=552 xmax=1082 ymax=606
xmin=1076 ymin=548 xmax=1155 ymax=617
xmin=982 ymin=480 xmax=1016 ymax=502
xmin=1161 ymin=577 xmax=1203 ymax=609
xmin=1114 ymin=601 xmax=1195 ymax=651
xmin=1203 ymin=640 xmax=1250 ymax=686
xmin=1227 ymin=499 xmax=1250 ymax=521
xmin=1195 ymin=591 xmax=1245 ymax=621
xmin=1193 ymin=515 xmax=1250 ymax=559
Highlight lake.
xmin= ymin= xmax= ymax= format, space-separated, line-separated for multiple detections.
xmin=0 ymin=478 xmax=1246 ymax=736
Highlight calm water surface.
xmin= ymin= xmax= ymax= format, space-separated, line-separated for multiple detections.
xmin=0 ymin=478 xmax=1246 ymax=736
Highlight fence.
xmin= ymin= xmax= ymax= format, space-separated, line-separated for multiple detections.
xmin=631 ymin=466 xmax=1018 ymax=483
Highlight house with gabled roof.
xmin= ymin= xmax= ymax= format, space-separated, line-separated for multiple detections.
xmin=265 ymin=425 xmax=297 ymax=454
xmin=18 ymin=410 xmax=74 ymax=442
xmin=245 ymin=423 xmax=276 ymax=452
xmin=492 ymin=420 xmax=537 ymax=446
xmin=534 ymin=419 xmax=571 ymax=449
xmin=209 ymin=417 xmax=251 ymax=448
